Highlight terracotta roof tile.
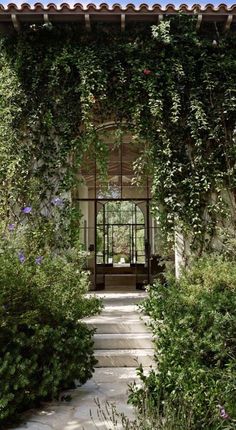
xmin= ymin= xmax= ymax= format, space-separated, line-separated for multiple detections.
xmin=0 ymin=2 xmax=236 ymax=12
xmin=0 ymin=2 xmax=235 ymax=29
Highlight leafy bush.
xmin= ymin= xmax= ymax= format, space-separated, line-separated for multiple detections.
xmin=0 ymin=239 xmax=101 ymax=425
xmin=130 ymin=256 xmax=236 ymax=429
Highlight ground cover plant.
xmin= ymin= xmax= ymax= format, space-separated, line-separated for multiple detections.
xmin=129 ymin=255 xmax=236 ymax=429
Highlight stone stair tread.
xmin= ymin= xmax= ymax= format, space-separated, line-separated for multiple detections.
xmin=83 ymin=315 xmax=150 ymax=327
xmin=88 ymin=292 xmax=147 ymax=297
xmin=85 ymin=315 xmax=149 ymax=323
xmin=99 ymin=313 xmax=142 ymax=319
xmin=90 ymin=314 xmax=142 ymax=321
xmin=103 ymin=305 xmax=141 ymax=309
xmin=86 ymin=319 xmax=151 ymax=334
xmin=95 ymin=349 xmax=155 ymax=367
xmin=85 ymin=321 xmax=151 ymax=334
xmin=94 ymin=333 xmax=154 ymax=349
xmin=95 ymin=349 xmax=154 ymax=355
xmin=94 ymin=333 xmax=152 ymax=339
xmin=86 ymin=326 xmax=151 ymax=333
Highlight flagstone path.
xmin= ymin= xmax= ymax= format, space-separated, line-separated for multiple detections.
xmin=12 ymin=291 xmax=154 ymax=430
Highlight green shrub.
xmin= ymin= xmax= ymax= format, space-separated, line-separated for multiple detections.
xmin=0 ymin=242 xmax=101 ymax=425
xmin=130 ymin=256 xmax=236 ymax=429
xmin=0 ymin=321 xmax=96 ymax=422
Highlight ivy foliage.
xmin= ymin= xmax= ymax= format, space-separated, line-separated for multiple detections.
xmin=0 ymin=16 xmax=236 ymax=250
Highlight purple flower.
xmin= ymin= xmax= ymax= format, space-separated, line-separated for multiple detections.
xmin=22 ymin=206 xmax=32 ymax=214
xmin=218 ymin=405 xmax=230 ymax=420
xmin=220 ymin=408 xmax=229 ymax=420
xmin=18 ymin=252 xmax=25 ymax=264
xmin=8 ymin=223 xmax=15 ymax=231
xmin=35 ymin=256 xmax=43 ymax=265
xmin=51 ymin=197 xmax=63 ymax=207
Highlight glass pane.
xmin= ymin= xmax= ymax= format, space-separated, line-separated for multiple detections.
xmin=136 ymin=227 xmax=145 ymax=264
xmin=112 ymin=225 xmax=130 ymax=265
xmin=96 ymin=226 xmax=104 ymax=264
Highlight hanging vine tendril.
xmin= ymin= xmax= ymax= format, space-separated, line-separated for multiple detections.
xmin=0 ymin=16 xmax=236 ymax=252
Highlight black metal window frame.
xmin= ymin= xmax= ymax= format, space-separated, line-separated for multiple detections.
xmin=96 ymin=200 xmax=146 ymax=265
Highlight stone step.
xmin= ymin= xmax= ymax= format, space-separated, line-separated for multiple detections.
xmin=95 ymin=290 xmax=147 ymax=306
xmin=92 ymin=291 xmax=147 ymax=298
xmin=101 ymin=305 xmax=141 ymax=317
xmin=85 ymin=313 xmax=148 ymax=323
xmin=86 ymin=291 xmax=147 ymax=305
xmin=83 ymin=313 xmax=150 ymax=334
xmin=95 ymin=349 xmax=155 ymax=368
xmin=94 ymin=333 xmax=153 ymax=349
xmin=86 ymin=316 xmax=150 ymax=333
xmin=105 ymin=285 xmax=137 ymax=291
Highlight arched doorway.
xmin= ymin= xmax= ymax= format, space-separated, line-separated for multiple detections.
xmin=74 ymin=123 xmax=160 ymax=290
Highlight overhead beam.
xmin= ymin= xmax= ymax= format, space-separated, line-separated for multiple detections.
xmin=43 ymin=13 xmax=50 ymax=24
xmin=121 ymin=14 xmax=125 ymax=32
xmin=224 ymin=14 xmax=233 ymax=31
xmin=11 ymin=13 xmax=20 ymax=32
xmin=196 ymin=14 xmax=202 ymax=31
xmin=85 ymin=13 xmax=91 ymax=31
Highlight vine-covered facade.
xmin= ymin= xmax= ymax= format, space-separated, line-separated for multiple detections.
xmin=1 ymin=6 xmax=236 ymax=286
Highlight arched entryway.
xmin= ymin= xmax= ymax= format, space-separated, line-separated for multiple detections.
xmin=73 ymin=122 xmax=164 ymax=290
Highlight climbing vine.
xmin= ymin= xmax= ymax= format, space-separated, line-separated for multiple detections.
xmin=0 ymin=15 xmax=236 ymax=252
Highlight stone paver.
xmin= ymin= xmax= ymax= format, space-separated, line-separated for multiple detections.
xmin=11 ymin=291 xmax=154 ymax=430
xmin=12 ymin=368 xmax=138 ymax=430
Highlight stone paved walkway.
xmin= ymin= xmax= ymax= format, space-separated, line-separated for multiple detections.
xmin=12 ymin=291 xmax=154 ymax=430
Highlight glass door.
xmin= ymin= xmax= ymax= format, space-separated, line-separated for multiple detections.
xmin=95 ymin=200 xmax=149 ymax=289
